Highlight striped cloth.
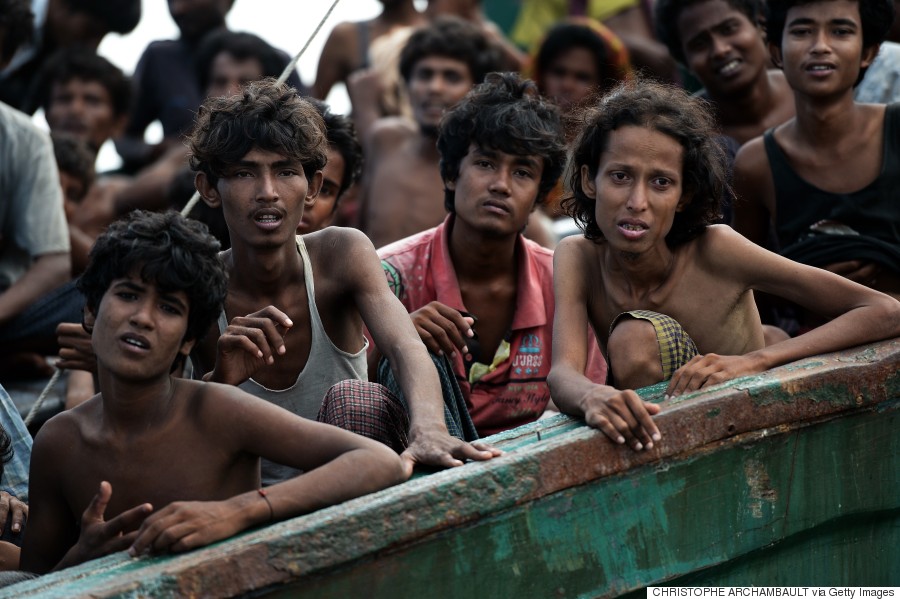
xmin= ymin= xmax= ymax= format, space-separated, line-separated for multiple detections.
xmin=609 ymin=310 xmax=698 ymax=380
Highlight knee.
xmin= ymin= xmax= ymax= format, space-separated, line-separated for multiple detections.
xmin=608 ymin=318 xmax=665 ymax=389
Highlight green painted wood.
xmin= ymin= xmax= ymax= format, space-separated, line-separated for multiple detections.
xmin=5 ymin=340 xmax=900 ymax=598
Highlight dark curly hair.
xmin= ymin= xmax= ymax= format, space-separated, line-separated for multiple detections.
xmin=78 ymin=210 xmax=228 ymax=343
xmin=188 ymin=78 xmax=327 ymax=188
xmin=33 ymin=48 xmax=132 ymax=118
xmin=437 ymin=72 xmax=566 ymax=213
xmin=0 ymin=0 xmax=34 ymax=65
xmin=565 ymin=80 xmax=726 ymax=247
xmin=399 ymin=16 xmax=506 ymax=85
xmin=309 ymin=98 xmax=363 ymax=203
xmin=655 ymin=0 xmax=766 ymax=65
xmin=766 ymin=0 xmax=894 ymax=84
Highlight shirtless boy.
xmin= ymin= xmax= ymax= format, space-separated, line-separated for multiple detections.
xmin=732 ymin=0 xmax=900 ymax=300
xmin=548 ymin=81 xmax=900 ymax=451
xmin=20 ymin=210 xmax=405 ymax=574
xmin=189 ymin=79 xmax=497 ymax=480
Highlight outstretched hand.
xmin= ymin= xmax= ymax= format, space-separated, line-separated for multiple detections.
xmin=61 ymin=481 xmax=151 ymax=568
xmin=581 ymin=387 xmax=661 ymax=451
xmin=208 ymin=306 xmax=293 ymax=386
xmin=666 ymin=353 xmax=766 ymax=398
xmin=409 ymin=302 xmax=475 ymax=360
xmin=400 ymin=425 xmax=500 ymax=476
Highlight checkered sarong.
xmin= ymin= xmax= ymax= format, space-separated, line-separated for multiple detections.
xmin=317 ymin=381 xmax=409 ymax=454
xmin=609 ymin=310 xmax=698 ymax=380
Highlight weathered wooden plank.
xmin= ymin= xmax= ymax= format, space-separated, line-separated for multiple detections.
xmin=5 ymin=340 xmax=899 ymax=598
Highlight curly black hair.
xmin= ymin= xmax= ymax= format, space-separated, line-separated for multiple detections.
xmin=399 ymin=16 xmax=506 ymax=85
xmin=78 ymin=210 xmax=228 ymax=343
xmin=565 ymin=80 xmax=726 ymax=247
xmin=437 ymin=72 xmax=566 ymax=213
xmin=655 ymin=0 xmax=766 ymax=65
xmin=188 ymin=78 xmax=327 ymax=188
xmin=767 ymin=0 xmax=894 ymax=86
xmin=194 ymin=30 xmax=290 ymax=93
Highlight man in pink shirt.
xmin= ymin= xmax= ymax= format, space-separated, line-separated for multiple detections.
xmin=375 ymin=72 xmax=606 ymax=437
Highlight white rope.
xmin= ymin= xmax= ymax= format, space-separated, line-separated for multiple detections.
xmin=181 ymin=0 xmax=343 ymax=218
xmin=24 ymin=368 xmax=61 ymax=427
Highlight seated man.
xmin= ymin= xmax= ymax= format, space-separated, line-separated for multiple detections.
xmin=188 ymin=79 xmax=498 ymax=480
xmin=733 ymin=0 xmax=900 ymax=303
xmin=20 ymin=210 xmax=405 ymax=574
xmin=376 ymin=73 xmax=607 ymax=438
xmin=548 ymin=80 xmax=900 ymax=452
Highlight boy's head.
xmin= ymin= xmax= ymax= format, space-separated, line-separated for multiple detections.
xmin=36 ymin=49 xmax=131 ymax=151
xmin=655 ymin=0 xmax=770 ymax=97
xmin=567 ymin=80 xmax=725 ymax=247
xmin=52 ymin=132 xmax=96 ymax=214
xmin=195 ymin=30 xmax=289 ymax=98
xmin=533 ymin=19 xmax=631 ymax=110
xmin=655 ymin=0 xmax=765 ymax=65
xmin=437 ymin=72 xmax=566 ymax=213
xmin=78 ymin=210 xmax=227 ymax=345
xmin=168 ymin=0 xmax=233 ymax=42
xmin=399 ymin=16 xmax=505 ymax=136
xmin=0 ymin=0 xmax=33 ymax=68
xmin=766 ymin=0 xmax=895 ymax=85
xmin=188 ymin=78 xmax=327 ymax=189
xmin=297 ymin=99 xmax=363 ymax=235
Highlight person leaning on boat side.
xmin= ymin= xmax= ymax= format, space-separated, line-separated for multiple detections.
xmin=548 ymin=80 xmax=900 ymax=452
xmin=19 ymin=211 xmax=406 ymax=574
xmin=373 ymin=72 xmax=607 ymax=439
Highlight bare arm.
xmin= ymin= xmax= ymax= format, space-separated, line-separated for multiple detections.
xmin=312 ymin=22 xmax=355 ymax=100
xmin=667 ymin=227 xmax=900 ymax=395
xmin=0 ymin=253 xmax=70 ymax=325
xmin=547 ymin=238 xmax=661 ymax=451
xmin=129 ymin=385 xmax=406 ymax=556
xmin=342 ymin=230 xmax=498 ymax=472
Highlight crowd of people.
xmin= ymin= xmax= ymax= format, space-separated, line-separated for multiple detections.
xmin=0 ymin=0 xmax=897 ymax=581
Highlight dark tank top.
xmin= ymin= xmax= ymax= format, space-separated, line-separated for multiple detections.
xmin=764 ymin=103 xmax=900 ymax=250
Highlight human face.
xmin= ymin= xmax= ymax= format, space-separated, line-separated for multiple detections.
xmin=582 ymin=126 xmax=686 ymax=255
xmin=196 ymin=147 xmax=323 ymax=250
xmin=206 ymin=52 xmax=264 ymax=98
xmin=297 ymin=148 xmax=344 ymax=235
xmin=448 ymin=145 xmax=543 ymax=238
xmin=677 ymin=0 xmax=768 ymax=98
xmin=59 ymin=171 xmax=86 ymax=219
xmin=773 ymin=0 xmax=875 ymax=97
xmin=168 ymin=0 xmax=230 ymax=41
xmin=541 ymin=46 xmax=600 ymax=110
xmin=407 ymin=56 xmax=474 ymax=135
xmin=92 ymin=274 xmax=194 ymax=381
xmin=46 ymin=78 xmax=123 ymax=151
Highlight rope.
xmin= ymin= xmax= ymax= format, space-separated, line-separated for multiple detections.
xmin=181 ymin=0 xmax=343 ymax=218
xmin=32 ymin=1 xmax=343 ymax=417
xmin=24 ymin=368 xmax=61 ymax=427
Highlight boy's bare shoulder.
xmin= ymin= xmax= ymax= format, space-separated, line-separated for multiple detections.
xmin=692 ymin=225 xmax=764 ymax=270
xmin=556 ymin=234 xmax=605 ymax=261
xmin=32 ymin=396 xmax=101 ymax=453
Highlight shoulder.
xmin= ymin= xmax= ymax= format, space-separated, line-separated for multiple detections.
xmin=377 ymin=226 xmax=438 ymax=261
xmin=520 ymin=235 xmax=555 ymax=271
xmin=31 ymin=404 xmax=89 ymax=458
xmin=692 ymin=224 xmax=764 ymax=268
xmin=306 ymin=226 xmax=374 ymax=254
xmin=0 ymin=102 xmax=50 ymax=151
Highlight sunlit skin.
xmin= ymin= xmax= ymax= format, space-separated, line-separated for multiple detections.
xmin=206 ymin=53 xmax=264 ymax=98
xmin=46 ymin=79 xmax=125 ymax=152
xmin=541 ymin=47 xmax=600 ymax=110
xmin=677 ymin=0 xmax=770 ymax=97
xmin=297 ymin=148 xmax=345 ymax=235
xmin=407 ymin=56 xmax=474 ymax=134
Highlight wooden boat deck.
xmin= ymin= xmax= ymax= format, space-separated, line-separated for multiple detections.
xmin=4 ymin=339 xmax=899 ymax=597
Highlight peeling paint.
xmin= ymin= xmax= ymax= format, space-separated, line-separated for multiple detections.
xmin=743 ymin=459 xmax=779 ymax=518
